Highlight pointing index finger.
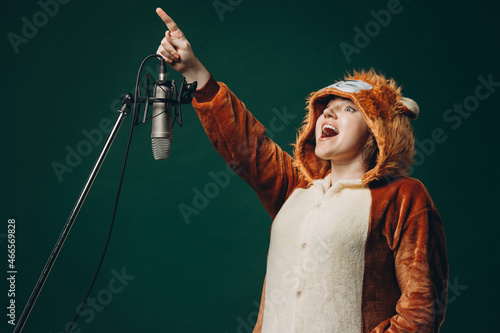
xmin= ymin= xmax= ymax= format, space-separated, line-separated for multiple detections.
xmin=156 ymin=7 xmax=184 ymax=38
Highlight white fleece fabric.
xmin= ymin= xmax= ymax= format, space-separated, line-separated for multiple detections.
xmin=262 ymin=174 xmax=372 ymax=332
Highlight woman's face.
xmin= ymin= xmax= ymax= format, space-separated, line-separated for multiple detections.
xmin=315 ymin=96 xmax=370 ymax=164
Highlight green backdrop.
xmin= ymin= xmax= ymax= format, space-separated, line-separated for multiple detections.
xmin=2 ymin=0 xmax=499 ymax=332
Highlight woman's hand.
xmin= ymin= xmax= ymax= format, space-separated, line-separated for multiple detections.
xmin=156 ymin=8 xmax=210 ymax=88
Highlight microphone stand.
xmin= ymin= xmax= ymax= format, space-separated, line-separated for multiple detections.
xmin=13 ymin=94 xmax=134 ymax=333
xmin=14 ymin=55 xmax=198 ymax=333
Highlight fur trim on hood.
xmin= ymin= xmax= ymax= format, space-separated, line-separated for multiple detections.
xmin=293 ymin=69 xmax=418 ymax=186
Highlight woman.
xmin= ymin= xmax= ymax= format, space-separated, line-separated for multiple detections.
xmin=155 ymin=7 xmax=448 ymax=333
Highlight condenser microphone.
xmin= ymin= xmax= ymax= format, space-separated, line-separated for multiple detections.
xmin=151 ymin=59 xmax=172 ymax=160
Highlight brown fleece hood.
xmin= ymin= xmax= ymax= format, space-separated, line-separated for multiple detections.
xmin=293 ymin=69 xmax=419 ymax=186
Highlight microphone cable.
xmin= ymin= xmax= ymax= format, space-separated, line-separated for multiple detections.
xmin=65 ymin=54 xmax=163 ymax=333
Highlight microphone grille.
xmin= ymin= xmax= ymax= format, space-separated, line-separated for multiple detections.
xmin=152 ymin=138 xmax=172 ymax=160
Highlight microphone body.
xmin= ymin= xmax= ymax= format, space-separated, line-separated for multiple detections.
xmin=151 ymin=63 xmax=172 ymax=160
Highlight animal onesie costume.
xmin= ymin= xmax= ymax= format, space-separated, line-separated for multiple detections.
xmin=191 ymin=70 xmax=448 ymax=333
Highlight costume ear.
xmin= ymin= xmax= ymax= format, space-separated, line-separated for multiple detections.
xmin=401 ymin=97 xmax=419 ymax=119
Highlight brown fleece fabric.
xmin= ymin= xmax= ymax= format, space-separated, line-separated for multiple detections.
xmin=363 ymin=177 xmax=448 ymax=332
xmin=192 ymin=76 xmax=448 ymax=333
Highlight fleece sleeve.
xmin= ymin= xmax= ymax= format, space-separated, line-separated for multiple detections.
xmin=191 ymin=76 xmax=300 ymax=218
xmin=371 ymin=206 xmax=448 ymax=333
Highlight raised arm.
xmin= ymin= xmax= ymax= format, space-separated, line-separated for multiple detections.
xmin=154 ymin=9 xmax=303 ymax=216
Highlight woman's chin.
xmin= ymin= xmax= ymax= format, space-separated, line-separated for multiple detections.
xmin=314 ymin=149 xmax=332 ymax=161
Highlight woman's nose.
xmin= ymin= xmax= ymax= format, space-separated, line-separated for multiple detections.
xmin=324 ymin=108 xmax=338 ymax=119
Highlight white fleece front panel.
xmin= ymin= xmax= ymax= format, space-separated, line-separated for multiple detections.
xmin=262 ymin=175 xmax=372 ymax=333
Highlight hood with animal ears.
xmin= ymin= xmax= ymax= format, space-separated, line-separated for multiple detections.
xmin=292 ymin=69 xmax=419 ymax=186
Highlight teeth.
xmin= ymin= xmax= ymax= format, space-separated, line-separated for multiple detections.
xmin=322 ymin=124 xmax=339 ymax=136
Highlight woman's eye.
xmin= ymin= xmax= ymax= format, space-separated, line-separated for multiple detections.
xmin=345 ymin=106 xmax=356 ymax=112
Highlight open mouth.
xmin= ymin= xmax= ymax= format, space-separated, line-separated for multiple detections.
xmin=321 ymin=124 xmax=339 ymax=138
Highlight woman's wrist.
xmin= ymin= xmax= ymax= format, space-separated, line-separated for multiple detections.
xmin=182 ymin=59 xmax=210 ymax=90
